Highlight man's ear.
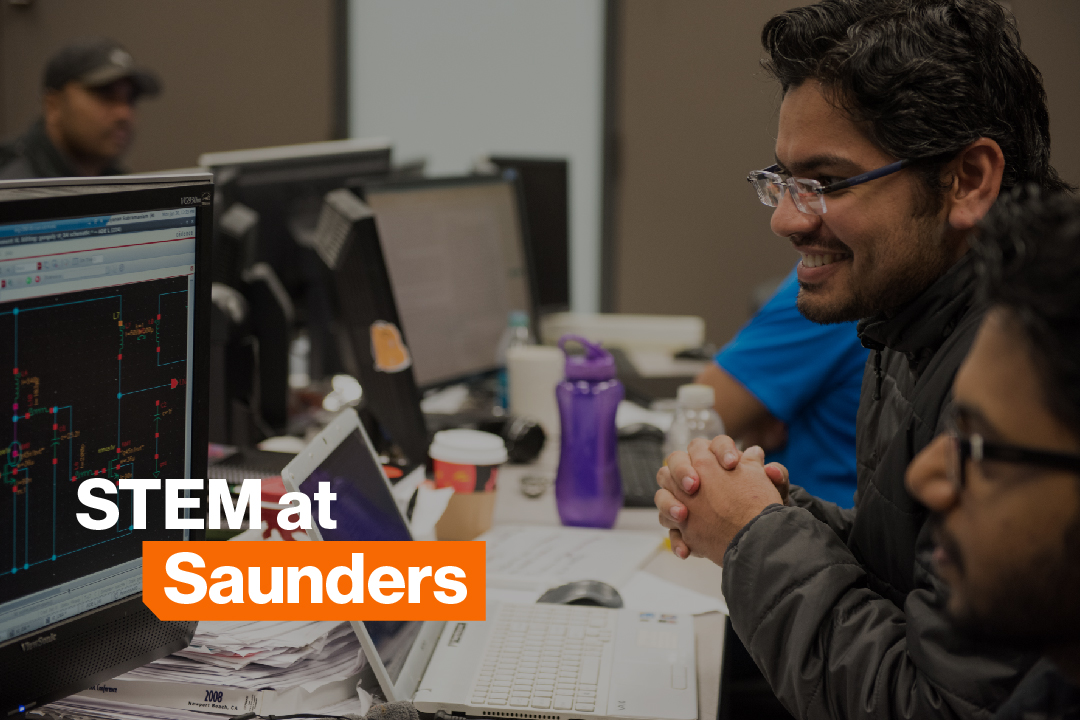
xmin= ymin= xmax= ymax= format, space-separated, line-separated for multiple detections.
xmin=42 ymin=89 xmax=63 ymax=124
xmin=946 ymin=138 xmax=1005 ymax=231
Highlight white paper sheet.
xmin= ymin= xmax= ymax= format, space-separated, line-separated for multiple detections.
xmin=619 ymin=570 xmax=728 ymax=615
xmin=480 ymin=524 xmax=664 ymax=592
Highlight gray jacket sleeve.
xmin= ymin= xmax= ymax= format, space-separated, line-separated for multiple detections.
xmin=788 ymin=485 xmax=856 ymax=543
xmin=722 ymin=505 xmax=1036 ymax=720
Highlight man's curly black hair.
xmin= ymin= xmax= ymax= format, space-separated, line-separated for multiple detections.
xmin=761 ymin=0 xmax=1073 ymax=204
xmin=973 ymin=185 xmax=1080 ymax=437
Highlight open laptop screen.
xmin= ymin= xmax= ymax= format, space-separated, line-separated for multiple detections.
xmin=295 ymin=428 xmax=411 ymax=542
xmin=290 ymin=419 xmax=422 ymax=686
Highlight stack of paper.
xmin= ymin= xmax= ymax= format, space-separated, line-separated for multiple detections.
xmin=39 ymin=620 xmax=371 ymax=719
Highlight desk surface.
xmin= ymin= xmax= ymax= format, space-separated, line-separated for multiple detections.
xmin=493 ymin=462 xmax=726 ymax=720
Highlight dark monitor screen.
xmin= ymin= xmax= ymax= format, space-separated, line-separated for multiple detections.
xmin=488 ymin=156 xmax=569 ymax=314
xmin=361 ymin=175 xmax=534 ymax=388
xmin=0 ymin=175 xmax=212 ymax=715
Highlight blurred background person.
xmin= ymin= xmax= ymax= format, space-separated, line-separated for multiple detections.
xmin=0 ymin=38 xmax=159 ymax=179
xmin=907 ymin=187 xmax=1080 ymax=719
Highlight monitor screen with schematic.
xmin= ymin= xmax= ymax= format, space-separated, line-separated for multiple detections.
xmin=0 ymin=174 xmax=213 ymax=715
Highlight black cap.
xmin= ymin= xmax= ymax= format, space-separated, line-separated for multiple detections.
xmin=44 ymin=38 xmax=160 ymax=98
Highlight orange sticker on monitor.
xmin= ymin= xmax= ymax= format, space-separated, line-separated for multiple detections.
xmin=370 ymin=320 xmax=412 ymax=373
xmin=142 ymin=541 xmax=485 ymax=621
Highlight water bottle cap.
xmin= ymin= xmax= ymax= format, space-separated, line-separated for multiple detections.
xmin=508 ymin=310 xmax=529 ymax=328
xmin=677 ymin=383 xmax=716 ymax=409
xmin=558 ymin=334 xmax=616 ymax=381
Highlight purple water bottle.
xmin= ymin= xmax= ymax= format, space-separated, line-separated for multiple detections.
xmin=554 ymin=335 xmax=624 ymax=528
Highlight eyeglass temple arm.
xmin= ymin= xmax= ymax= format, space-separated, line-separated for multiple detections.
xmin=821 ymin=159 xmax=910 ymax=194
xmin=979 ymin=439 xmax=1080 ymax=473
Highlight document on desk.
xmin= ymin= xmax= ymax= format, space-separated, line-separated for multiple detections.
xmin=56 ymin=620 xmax=371 ymax=717
xmin=481 ymin=524 xmax=664 ymax=592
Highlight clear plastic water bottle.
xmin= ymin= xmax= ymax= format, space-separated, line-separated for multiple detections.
xmin=496 ymin=310 xmax=532 ymax=408
xmin=664 ymin=383 xmax=725 ymax=456
xmin=554 ymin=335 xmax=624 ymax=528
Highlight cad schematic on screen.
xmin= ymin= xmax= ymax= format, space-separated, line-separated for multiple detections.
xmin=0 ymin=207 xmax=197 ymax=643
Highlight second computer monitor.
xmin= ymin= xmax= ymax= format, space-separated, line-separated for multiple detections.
xmin=360 ymin=174 xmax=535 ymax=388
xmin=487 ymin=156 xmax=570 ymax=314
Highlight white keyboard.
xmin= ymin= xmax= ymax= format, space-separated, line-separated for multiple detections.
xmin=469 ymin=603 xmax=614 ymax=713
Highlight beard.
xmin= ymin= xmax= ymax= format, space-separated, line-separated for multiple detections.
xmin=946 ymin=516 xmax=1080 ymax=652
xmin=795 ymin=210 xmax=954 ymax=324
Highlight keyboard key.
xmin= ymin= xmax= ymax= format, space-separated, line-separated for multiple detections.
xmin=531 ymin=699 xmax=552 ymax=709
xmin=487 ymin=698 xmax=507 ymax=706
xmin=554 ymin=696 xmax=574 ymax=710
xmin=510 ymin=696 xmax=530 ymax=707
xmin=575 ymin=703 xmax=595 ymax=712
xmin=671 ymin=664 xmax=688 ymax=690
xmin=580 ymin=657 xmax=600 ymax=684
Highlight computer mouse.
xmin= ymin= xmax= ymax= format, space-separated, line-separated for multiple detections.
xmin=536 ymin=580 xmax=624 ymax=608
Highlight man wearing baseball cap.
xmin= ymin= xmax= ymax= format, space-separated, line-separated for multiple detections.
xmin=0 ymin=38 xmax=160 ymax=179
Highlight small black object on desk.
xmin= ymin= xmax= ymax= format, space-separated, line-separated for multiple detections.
xmin=536 ymin=580 xmax=624 ymax=608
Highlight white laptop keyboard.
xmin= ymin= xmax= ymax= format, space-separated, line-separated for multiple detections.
xmin=470 ymin=603 xmax=614 ymax=713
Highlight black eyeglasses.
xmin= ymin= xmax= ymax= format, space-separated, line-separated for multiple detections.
xmin=944 ymin=409 xmax=1080 ymax=490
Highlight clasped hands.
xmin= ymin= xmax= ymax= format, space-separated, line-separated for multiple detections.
xmin=654 ymin=435 xmax=789 ymax=566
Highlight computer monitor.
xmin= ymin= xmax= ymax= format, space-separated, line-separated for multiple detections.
xmin=311 ymin=189 xmax=430 ymax=468
xmin=200 ymin=139 xmax=393 ymax=380
xmin=487 ymin=156 xmax=570 ymax=314
xmin=0 ymin=174 xmax=212 ymax=715
xmin=358 ymin=174 xmax=536 ymax=389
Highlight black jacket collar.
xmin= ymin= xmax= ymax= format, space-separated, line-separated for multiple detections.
xmin=858 ymin=253 xmax=978 ymax=372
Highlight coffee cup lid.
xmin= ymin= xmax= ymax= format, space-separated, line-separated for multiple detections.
xmin=429 ymin=429 xmax=508 ymax=466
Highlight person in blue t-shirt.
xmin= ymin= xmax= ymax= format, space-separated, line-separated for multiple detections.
xmin=695 ymin=264 xmax=868 ymax=507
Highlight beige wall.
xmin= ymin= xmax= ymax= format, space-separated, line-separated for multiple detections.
xmin=610 ymin=0 xmax=1080 ymax=346
xmin=0 ymin=0 xmax=336 ymax=173
xmin=1013 ymin=0 xmax=1080 ymax=186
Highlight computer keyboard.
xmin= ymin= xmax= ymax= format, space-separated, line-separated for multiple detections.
xmin=470 ymin=603 xmax=614 ymax=713
xmin=619 ymin=434 xmax=666 ymax=508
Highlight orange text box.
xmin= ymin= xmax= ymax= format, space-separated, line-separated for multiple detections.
xmin=142 ymin=541 xmax=485 ymax=621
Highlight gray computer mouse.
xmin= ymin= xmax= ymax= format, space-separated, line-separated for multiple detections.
xmin=536 ymin=580 xmax=624 ymax=608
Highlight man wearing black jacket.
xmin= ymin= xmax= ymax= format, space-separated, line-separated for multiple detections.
xmin=0 ymin=38 xmax=159 ymax=180
xmin=907 ymin=188 xmax=1080 ymax=719
xmin=654 ymin=1 xmax=1073 ymax=718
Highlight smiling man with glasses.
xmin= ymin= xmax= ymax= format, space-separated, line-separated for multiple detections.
xmin=907 ymin=188 xmax=1080 ymax=719
xmin=653 ymin=1 xmax=1075 ymax=719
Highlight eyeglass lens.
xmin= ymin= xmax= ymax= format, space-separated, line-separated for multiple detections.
xmin=749 ymin=173 xmax=826 ymax=215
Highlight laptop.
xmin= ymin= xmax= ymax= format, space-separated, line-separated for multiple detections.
xmin=281 ymin=409 xmax=698 ymax=720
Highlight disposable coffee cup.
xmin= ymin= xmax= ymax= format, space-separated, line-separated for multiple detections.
xmin=430 ymin=429 xmax=508 ymax=540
